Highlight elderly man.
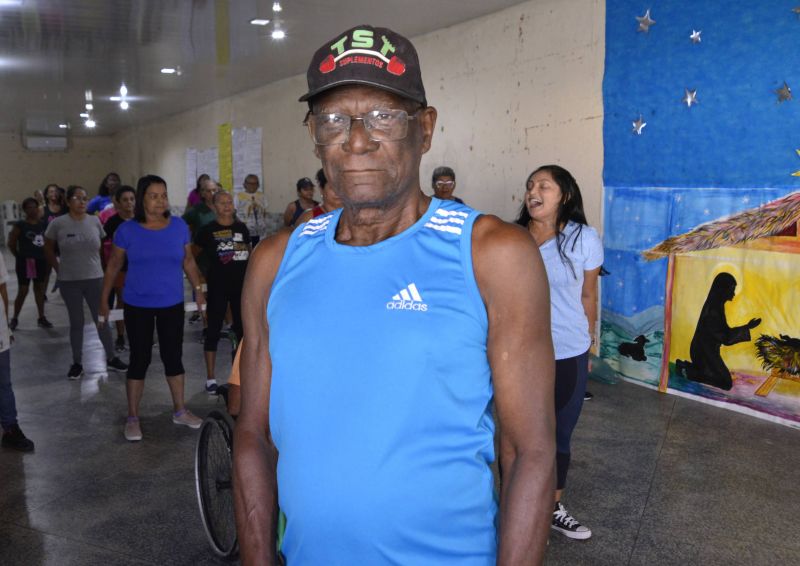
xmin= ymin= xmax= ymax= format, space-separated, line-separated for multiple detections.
xmin=235 ymin=174 xmax=268 ymax=246
xmin=234 ymin=25 xmax=555 ymax=565
xmin=432 ymin=165 xmax=464 ymax=203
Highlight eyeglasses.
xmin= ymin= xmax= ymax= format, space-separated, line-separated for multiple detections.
xmin=304 ymin=108 xmax=419 ymax=146
xmin=70 ymin=196 xmax=88 ymax=202
xmin=435 ymin=180 xmax=455 ymax=188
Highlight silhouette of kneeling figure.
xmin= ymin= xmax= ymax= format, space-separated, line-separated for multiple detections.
xmin=676 ymin=272 xmax=761 ymax=391
xmin=618 ymin=335 xmax=649 ymax=361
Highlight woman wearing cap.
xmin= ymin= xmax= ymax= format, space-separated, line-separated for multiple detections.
xmin=283 ymin=177 xmax=318 ymax=227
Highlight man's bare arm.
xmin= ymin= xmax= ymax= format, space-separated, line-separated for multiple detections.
xmin=473 ymin=215 xmax=555 ymax=566
xmin=233 ymin=228 xmax=291 ymax=566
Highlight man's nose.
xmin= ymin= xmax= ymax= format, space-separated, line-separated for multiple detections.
xmin=344 ymin=119 xmax=379 ymax=153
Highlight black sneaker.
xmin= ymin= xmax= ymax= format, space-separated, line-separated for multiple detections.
xmin=188 ymin=312 xmax=201 ymax=324
xmin=551 ymin=502 xmax=592 ymax=540
xmin=9 ymin=318 xmax=18 ymax=331
xmin=37 ymin=317 xmax=54 ymax=328
xmin=68 ymin=363 xmax=83 ymax=380
xmin=115 ymin=335 xmax=126 ymax=352
xmin=107 ymin=357 xmax=128 ymax=372
xmin=1 ymin=425 xmax=34 ymax=452
xmin=584 ymin=391 xmax=594 ymax=401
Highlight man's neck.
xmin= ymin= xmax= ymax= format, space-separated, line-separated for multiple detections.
xmin=336 ymin=190 xmax=430 ymax=246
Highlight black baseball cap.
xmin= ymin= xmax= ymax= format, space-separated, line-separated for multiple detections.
xmin=299 ymin=25 xmax=427 ymax=106
xmin=296 ymin=177 xmax=314 ymax=190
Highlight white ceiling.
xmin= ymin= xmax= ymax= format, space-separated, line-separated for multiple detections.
xmin=0 ymin=0 xmax=528 ymax=137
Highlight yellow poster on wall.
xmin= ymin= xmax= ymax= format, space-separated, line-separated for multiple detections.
xmin=218 ymin=123 xmax=233 ymax=193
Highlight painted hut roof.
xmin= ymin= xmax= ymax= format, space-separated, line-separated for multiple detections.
xmin=643 ymin=191 xmax=800 ymax=260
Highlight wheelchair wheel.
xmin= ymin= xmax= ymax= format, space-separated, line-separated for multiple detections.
xmin=195 ymin=409 xmax=238 ymax=559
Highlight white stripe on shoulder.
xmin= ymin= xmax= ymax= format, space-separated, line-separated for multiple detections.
xmin=434 ymin=208 xmax=469 ymax=218
xmin=424 ymin=222 xmax=462 ymax=235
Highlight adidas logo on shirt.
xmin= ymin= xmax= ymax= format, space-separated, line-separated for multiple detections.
xmin=386 ymin=283 xmax=428 ymax=312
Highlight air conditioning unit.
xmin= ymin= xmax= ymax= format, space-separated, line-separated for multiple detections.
xmin=23 ymin=134 xmax=68 ymax=152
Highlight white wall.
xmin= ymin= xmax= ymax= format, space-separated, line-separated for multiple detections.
xmin=113 ymin=0 xmax=605 ymax=228
xmin=0 ymin=133 xmax=115 ymax=204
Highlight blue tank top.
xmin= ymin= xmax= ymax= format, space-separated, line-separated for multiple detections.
xmin=268 ymin=198 xmax=497 ymax=565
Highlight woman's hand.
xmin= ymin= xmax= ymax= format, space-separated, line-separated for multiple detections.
xmin=98 ymin=300 xmax=110 ymax=327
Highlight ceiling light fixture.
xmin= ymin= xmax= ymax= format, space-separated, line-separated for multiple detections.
xmin=250 ymin=18 xmax=270 ymax=25
xmin=85 ymin=119 xmax=96 ymax=128
xmin=110 ymin=96 xmax=121 ymax=101
xmin=161 ymin=67 xmax=177 ymax=74
xmin=272 ymin=28 xmax=285 ymax=39
xmin=58 ymin=123 xmax=69 ymax=129
xmin=85 ymin=103 xmax=93 ymax=110
xmin=272 ymin=2 xmax=282 ymax=12
xmin=119 ymin=84 xmax=128 ymax=97
xmin=80 ymin=112 xmax=89 ymax=118
xmin=0 ymin=1 xmax=24 ymax=7
xmin=85 ymin=89 xmax=93 ymax=102
xmin=120 ymin=100 xmax=129 ymax=110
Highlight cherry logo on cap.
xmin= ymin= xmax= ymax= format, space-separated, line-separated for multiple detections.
xmin=319 ymin=54 xmax=336 ymax=74
xmin=386 ymin=55 xmax=406 ymax=76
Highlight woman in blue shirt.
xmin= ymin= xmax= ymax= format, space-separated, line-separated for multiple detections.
xmin=87 ymin=172 xmax=120 ymax=215
xmin=516 ymin=165 xmax=603 ymax=541
xmin=100 ymin=175 xmax=206 ymax=442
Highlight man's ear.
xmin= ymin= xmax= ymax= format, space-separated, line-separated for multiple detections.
xmin=419 ymin=106 xmax=438 ymax=154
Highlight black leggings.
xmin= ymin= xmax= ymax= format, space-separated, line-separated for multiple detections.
xmin=204 ymin=281 xmax=243 ymax=352
xmin=554 ymin=351 xmax=589 ymax=490
xmin=124 ymin=302 xmax=185 ymax=380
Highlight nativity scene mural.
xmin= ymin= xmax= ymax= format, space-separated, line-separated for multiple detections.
xmin=600 ymin=2 xmax=800 ymax=427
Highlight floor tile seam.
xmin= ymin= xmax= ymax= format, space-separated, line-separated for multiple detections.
xmin=2 ymin=518 xmax=161 ymax=564
xmin=625 ymin=394 xmax=677 ymax=566
xmin=5 ymin=468 xmax=131 ymax=520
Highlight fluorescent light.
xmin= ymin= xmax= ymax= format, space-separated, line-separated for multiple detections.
xmin=0 ymin=1 xmax=24 ymax=7
xmin=272 ymin=2 xmax=282 ymax=12
xmin=161 ymin=67 xmax=177 ymax=74
xmin=58 ymin=123 xmax=69 ymax=129
xmin=85 ymin=89 xmax=92 ymax=101
xmin=272 ymin=28 xmax=285 ymax=39
xmin=79 ymin=112 xmax=89 ymax=118
xmin=110 ymin=96 xmax=121 ymax=101
xmin=250 ymin=18 xmax=270 ymax=25
xmin=85 ymin=103 xmax=93 ymax=110
xmin=85 ymin=119 xmax=96 ymax=128
xmin=120 ymin=100 xmax=129 ymax=110
xmin=120 ymin=84 xmax=128 ymax=96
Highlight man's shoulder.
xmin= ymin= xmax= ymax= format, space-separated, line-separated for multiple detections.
xmin=472 ymin=215 xmax=537 ymax=264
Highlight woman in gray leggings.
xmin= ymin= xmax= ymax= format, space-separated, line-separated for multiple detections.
xmin=44 ymin=185 xmax=128 ymax=379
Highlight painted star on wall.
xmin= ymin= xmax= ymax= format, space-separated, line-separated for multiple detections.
xmin=690 ymin=30 xmax=702 ymax=43
xmin=636 ymin=9 xmax=655 ymax=33
xmin=683 ymin=88 xmax=698 ymax=107
xmin=775 ymin=82 xmax=792 ymax=102
xmin=632 ymin=115 xmax=647 ymax=135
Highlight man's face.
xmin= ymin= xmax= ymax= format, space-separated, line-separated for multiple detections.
xmin=311 ymin=85 xmax=437 ymax=210
xmin=433 ymin=175 xmax=456 ymax=200
xmin=243 ymin=176 xmax=260 ymax=194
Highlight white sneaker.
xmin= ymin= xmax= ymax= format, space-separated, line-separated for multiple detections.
xmin=551 ymin=502 xmax=592 ymax=540
xmin=124 ymin=418 xmax=142 ymax=442
xmin=172 ymin=409 xmax=202 ymax=429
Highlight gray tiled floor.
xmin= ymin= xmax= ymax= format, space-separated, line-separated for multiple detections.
xmin=2 ymin=250 xmax=799 ymax=565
